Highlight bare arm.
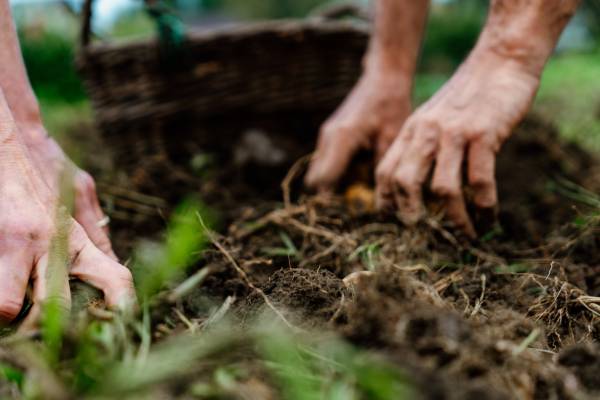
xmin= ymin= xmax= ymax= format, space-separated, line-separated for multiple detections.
xmin=305 ymin=0 xmax=430 ymax=189
xmin=369 ymin=0 xmax=430 ymax=74
xmin=0 ymin=0 xmax=44 ymax=135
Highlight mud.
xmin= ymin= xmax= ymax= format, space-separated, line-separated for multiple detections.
xmin=83 ymin=114 xmax=600 ymax=399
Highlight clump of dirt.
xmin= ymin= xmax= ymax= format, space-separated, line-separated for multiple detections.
xmin=558 ymin=343 xmax=600 ymax=394
xmin=251 ymin=268 xmax=346 ymax=323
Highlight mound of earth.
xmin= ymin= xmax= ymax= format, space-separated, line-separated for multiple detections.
xmin=82 ymin=115 xmax=600 ymax=399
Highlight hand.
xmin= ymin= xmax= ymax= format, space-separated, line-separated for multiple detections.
xmin=305 ymin=58 xmax=412 ymax=190
xmin=20 ymin=123 xmax=117 ymax=260
xmin=0 ymin=112 xmax=135 ymax=327
xmin=375 ymin=50 xmax=541 ymax=237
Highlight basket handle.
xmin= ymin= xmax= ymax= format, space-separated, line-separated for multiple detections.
xmin=80 ymin=0 xmax=94 ymax=48
xmin=310 ymin=3 xmax=371 ymax=22
xmin=80 ymin=0 xmax=185 ymax=49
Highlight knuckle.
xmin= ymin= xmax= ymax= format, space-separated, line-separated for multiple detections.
xmin=74 ymin=171 xmax=97 ymax=196
xmin=443 ymin=129 xmax=467 ymax=147
xmin=413 ymin=114 xmax=441 ymax=133
xmin=469 ymin=129 xmax=485 ymax=141
xmin=400 ymin=118 xmax=417 ymax=137
xmin=0 ymin=299 xmax=23 ymax=322
xmin=418 ymin=130 xmax=439 ymax=151
xmin=375 ymin=164 xmax=391 ymax=185
xmin=470 ymin=174 xmax=494 ymax=189
xmin=422 ymin=118 xmax=441 ymax=133
xmin=392 ymin=172 xmax=418 ymax=195
xmin=321 ymin=118 xmax=350 ymax=137
xmin=95 ymin=234 xmax=113 ymax=250
xmin=69 ymin=222 xmax=89 ymax=244
xmin=1 ymin=219 xmax=53 ymax=244
xmin=113 ymin=265 xmax=134 ymax=286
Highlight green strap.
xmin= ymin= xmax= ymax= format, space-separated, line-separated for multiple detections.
xmin=145 ymin=1 xmax=186 ymax=49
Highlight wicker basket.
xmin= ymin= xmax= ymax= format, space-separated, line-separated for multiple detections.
xmin=77 ymin=1 xmax=371 ymax=136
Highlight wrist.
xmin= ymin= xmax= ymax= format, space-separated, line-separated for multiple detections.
xmin=362 ymin=48 xmax=415 ymax=96
xmin=474 ymin=6 xmax=571 ymax=77
xmin=365 ymin=44 xmax=418 ymax=78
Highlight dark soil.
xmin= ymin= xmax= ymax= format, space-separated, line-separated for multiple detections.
xmin=88 ymin=114 xmax=600 ymax=399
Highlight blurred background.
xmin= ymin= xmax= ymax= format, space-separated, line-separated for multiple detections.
xmin=9 ymin=0 xmax=600 ymax=160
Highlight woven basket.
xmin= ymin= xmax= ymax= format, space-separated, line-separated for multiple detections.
xmin=77 ymin=1 xmax=371 ymax=136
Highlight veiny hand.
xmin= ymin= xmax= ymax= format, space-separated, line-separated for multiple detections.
xmin=21 ymin=124 xmax=117 ymax=260
xmin=305 ymin=59 xmax=412 ymax=190
xmin=375 ymin=50 xmax=541 ymax=237
xmin=0 ymin=110 xmax=135 ymax=328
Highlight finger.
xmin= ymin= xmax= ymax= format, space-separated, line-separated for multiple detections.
xmin=468 ymin=140 xmax=498 ymax=209
xmin=431 ymin=136 xmax=475 ymax=238
xmin=0 ymin=251 xmax=33 ymax=324
xmin=375 ymin=127 xmax=412 ymax=210
xmin=73 ymin=171 xmax=118 ymax=261
xmin=69 ymin=234 xmax=135 ymax=310
xmin=305 ymin=121 xmax=369 ymax=190
xmin=375 ymin=125 xmax=400 ymax=163
xmin=390 ymin=129 xmax=437 ymax=224
xmin=19 ymin=254 xmax=71 ymax=332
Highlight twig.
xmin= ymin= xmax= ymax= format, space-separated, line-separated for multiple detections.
xmin=329 ymin=293 xmax=346 ymax=323
xmin=174 ymin=308 xmax=197 ymax=333
xmin=98 ymin=183 xmax=168 ymax=207
xmin=470 ymin=274 xmax=487 ymax=318
xmin=233 ymin=205 xmax=307 ymax=239
xmin=577 ymin=295 xmax=600 ymax=317
xmin=281 ymin=154 xmax=311 ymax=209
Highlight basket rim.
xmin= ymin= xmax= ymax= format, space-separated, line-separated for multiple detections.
xmin=79 ymin=19 xmax=370 ymax=55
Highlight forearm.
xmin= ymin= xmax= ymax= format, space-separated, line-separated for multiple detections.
xmin=366 ymin=0 xmax=430 ymax=77
xmin=475 ymin=0 xmax=581 ymax=76
xmin=0 ymin=0 xmax=45 ymax=140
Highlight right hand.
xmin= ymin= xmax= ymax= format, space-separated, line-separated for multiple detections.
xmin=305 ymin=58 xmax=412 ymax=190
xmin=0 ymin=109 xmax=135 ymax=328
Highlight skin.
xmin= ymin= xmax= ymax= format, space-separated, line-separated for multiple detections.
xmin=307 ymin=0 xmax=582 ymax=237
xmin=305 ymin=0 xmax=430 ymax=189
xmin=0 ymin=0 xmax=135 ymax=327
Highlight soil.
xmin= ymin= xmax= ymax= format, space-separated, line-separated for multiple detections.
xmin=84 ymin=114 xmax=600 ymax=399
